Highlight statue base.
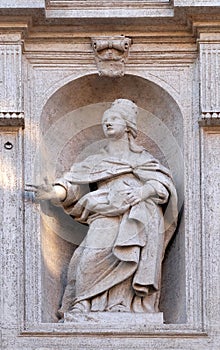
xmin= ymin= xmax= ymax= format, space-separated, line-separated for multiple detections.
xmin=64 ymin=311 xmax=163 ymax=324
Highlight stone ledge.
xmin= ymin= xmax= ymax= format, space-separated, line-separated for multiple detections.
xmin=174 ymin=0 xmax=220 ymax=6
xmin=20 ymin=323 xmax=207 ymax=337
xmin=45 ymin=8 xmax=174 ymax=19
xmin=0 ymin=0 xmax=44 ymax=8
xmin=45 ymin=0 xmax=173 ymax=19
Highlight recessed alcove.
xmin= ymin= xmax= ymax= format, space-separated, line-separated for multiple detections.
xmin=39 ymin=74 xmax=185 ymax=324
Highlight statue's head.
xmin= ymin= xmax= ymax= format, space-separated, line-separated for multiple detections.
xmin=103 ymin=99 xmax=138 ymax=138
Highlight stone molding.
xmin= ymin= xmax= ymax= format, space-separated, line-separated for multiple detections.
xmin=2 ymin=0 xmax=220 ymax=14
xmin=45 ymin=0 xmax=173 ymax=18
xmin=175 ymin=0 xmax=220 ymax=5
xmin=0 ymin=112 xmax=24 ymax=127
xmin=23 ymin=29 xmax=197 ymax=66
xmin=199 ymin=112 xmax=220 ymax=126
xmin=200 ymin=112 xmax=220 ymax=119
xmin=0 ymin=0 xmax=44 ymax=8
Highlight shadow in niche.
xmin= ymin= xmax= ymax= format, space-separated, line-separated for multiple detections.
xmin=39 ymin=73 xmax=185 ymax=324
xmin=160 ymin=205 xmax=186 ymax=324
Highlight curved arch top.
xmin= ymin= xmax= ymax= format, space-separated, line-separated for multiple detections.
xmin=41 ymin=73 xmax=183 ymax=148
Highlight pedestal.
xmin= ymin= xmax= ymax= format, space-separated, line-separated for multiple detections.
xmin=64 ymin=311 xmax=164 ymax=325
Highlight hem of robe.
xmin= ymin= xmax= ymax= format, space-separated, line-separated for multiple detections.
xmin=71 ymin=260 xmax=138 ymax=307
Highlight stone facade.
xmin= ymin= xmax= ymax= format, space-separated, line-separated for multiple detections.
xmin=0 ymin=1 xmax=220 ymax=349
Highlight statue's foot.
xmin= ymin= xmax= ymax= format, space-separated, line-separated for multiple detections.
xmin=70 ymin=300 xmax=90 ymax=313
xmin=107 ymin=304 xmax=130 ymax=312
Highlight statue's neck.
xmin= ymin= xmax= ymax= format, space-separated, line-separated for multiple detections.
xmin=106 ymin=135 xmax=130 ymax=158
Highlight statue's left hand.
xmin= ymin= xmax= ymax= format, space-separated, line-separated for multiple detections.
xmin=121 ymin=182 xmax=156 ymax=206
xmin=123 ymin=187 xmax=143 ymax=206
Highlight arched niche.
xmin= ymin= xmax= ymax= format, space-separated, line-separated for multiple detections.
xmin=39 ymin=74 xmax=185 ymax=324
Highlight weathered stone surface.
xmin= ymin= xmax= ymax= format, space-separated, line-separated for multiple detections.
xmin=64 ymin=311 xmax=164 ymax=324
xmin=0 ymin=2 xmax=220 ymax=350
xmin=0 ymin=40 xmax=22 ymax=112
xmin=91 ymin=36 xmax=132 ymax=77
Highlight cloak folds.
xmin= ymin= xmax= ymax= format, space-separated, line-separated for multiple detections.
xmin=55 ymin=149 xmax=178 ymax=314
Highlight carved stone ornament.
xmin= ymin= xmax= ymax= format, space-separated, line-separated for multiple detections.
xmin=91 ymin=36 xmax=132 ymax=77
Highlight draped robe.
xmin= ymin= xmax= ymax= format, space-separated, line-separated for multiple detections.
xmin=56 ymin=148 xmax=178 ymax=315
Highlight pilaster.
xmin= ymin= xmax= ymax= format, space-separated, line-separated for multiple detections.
xmin=0 ymin=25 xmax=26 ymax=341
xmin=194 ymin=24 xmax=220 ymax=123
xmin=0 ymin=26 xmax=27 ymax=126
xmin=193 ymin=22 xmax=220 ymax=336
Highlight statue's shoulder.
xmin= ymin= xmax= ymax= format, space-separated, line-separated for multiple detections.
xmin=136 ymin=149 xmax=158 ymax=163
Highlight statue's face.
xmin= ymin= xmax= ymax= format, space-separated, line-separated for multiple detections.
xmin=102 ymin=111 xmax=127 ymax=139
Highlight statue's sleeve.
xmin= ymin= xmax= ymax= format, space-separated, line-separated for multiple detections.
xmin=52 ymin=177 xmax=89 ymax=209
xmin=133 ymin=154 xmax=173 ymax=205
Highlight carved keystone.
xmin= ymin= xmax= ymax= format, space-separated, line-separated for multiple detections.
xmin=91 ymin=36 xmax=132 ymax=77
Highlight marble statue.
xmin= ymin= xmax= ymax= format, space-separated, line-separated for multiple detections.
xmin=30 ymin=99 xmax=178 ymax=319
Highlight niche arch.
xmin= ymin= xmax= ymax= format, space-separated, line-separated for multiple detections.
xmin=39 ymin=74 xmax=185 ymax=324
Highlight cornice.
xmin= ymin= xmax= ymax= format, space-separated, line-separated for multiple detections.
xmin=45 ymin=0 xmax=173 ymax=19
xmin=21 ymin=21 xmax=196 ymax=65
xmin=191 ymin=18 xmax=220 ymax=41
xmin=1 ymin=8 xmax=220 ymax=49
xmin=0 ymin=16 xmax=32 ymax=42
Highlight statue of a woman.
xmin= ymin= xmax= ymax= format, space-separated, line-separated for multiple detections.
xmin=32 ymin=99 xmax=178 ymax=318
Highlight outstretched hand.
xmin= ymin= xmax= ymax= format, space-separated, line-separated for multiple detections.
xmin=26 ymin=177 xmax=55 ymax=201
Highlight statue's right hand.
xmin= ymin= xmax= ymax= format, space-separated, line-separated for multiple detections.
xmin=26 ymin=177 xmax=56 ymax=201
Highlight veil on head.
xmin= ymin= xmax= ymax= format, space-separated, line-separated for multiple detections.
xmin=104 ymin=99 xmax=144 ymax=153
